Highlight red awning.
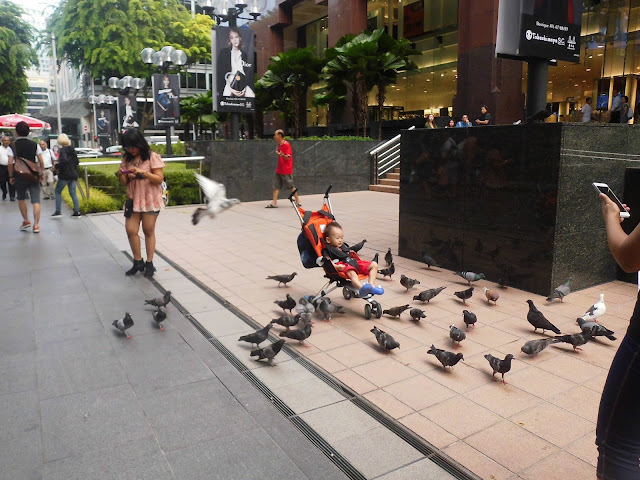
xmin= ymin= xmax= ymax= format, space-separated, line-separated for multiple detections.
xmin=0 ymin=114 xmax=51 ymax=129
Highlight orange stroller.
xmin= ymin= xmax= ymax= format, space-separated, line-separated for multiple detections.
xmin=289 ymin=186 xmax=383 ymax=319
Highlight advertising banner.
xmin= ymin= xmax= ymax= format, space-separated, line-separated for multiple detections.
xmin=213 ymin=25 xmax=255 ymax=113
xmin=96 ymin=108 xmax=111 ymax=138
xmin=117 ymin=94 xmax=139 ymax=131
xmin=152 ymin=73 xmax=180 ymax=126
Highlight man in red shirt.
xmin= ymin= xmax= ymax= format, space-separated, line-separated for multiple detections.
xmin=267 ymin=129 xmax=300 ymax=208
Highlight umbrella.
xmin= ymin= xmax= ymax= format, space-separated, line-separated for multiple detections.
xmin=0 ymin=114 xmax=51 ymax=129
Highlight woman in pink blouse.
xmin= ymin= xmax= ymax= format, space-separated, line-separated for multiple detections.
xmin=116 ymin=129 xmax=166 ymax=277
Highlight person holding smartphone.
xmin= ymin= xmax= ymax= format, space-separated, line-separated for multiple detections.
xmin=596 ymin=190 xmax=640 ymax=479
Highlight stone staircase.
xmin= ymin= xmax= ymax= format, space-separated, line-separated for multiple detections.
xmin=369 ymin=167 xmax=400 ymax=194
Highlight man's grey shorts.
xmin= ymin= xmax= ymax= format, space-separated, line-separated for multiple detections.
xmin=273 ymin=173 xmax=294 ymax=190
xmin=15 ymin=178 xmax=40 ymax=204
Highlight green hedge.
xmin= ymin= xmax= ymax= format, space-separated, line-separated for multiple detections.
xmin=60 ymin=185 xmax=123 ymax=214
xmin=149 ymin=142 xmax=186 ymax=156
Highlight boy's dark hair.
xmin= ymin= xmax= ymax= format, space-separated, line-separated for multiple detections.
xmin=324 ymin=222 xmax=342 ymax=238
xmin=121 ymin=129 xmax=151 ymax=162
xmin=15 ymin=121 xmax=29 ymax=137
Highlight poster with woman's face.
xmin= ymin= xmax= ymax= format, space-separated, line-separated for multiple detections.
xmin=97 ymin=109 xmax=112 ymax=137
xmin=214 ymin=25 xmax=255 ymax=113
xmin=117 ymin=95 xmax=139 ymax=131
xmin=152 ymin=73 xmax=180 ymax=126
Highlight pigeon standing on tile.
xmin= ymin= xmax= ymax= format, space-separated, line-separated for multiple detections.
xmin=275 ymin=294 xmax=296 ymax=313
xmin=266 ymin=272 xmax=298 ymax=287
xmin=526 ymin=300 xmax=561 ymax=334
xmin=400 ymin=274 xmax=421 ymax=292
xmin=576 ymin=317 xmax=616 ymax=341
xmin=579 ymin=294 xmax=606 ymax=323
xmin=371 ymin=326 xmax=400 ymax=352
xmin=483 ymin=287 xmax=499 ymax=305
xmin=383 ymin=304 xmax=410 ymax=318
xmin=546 ymin=278 xmax=572 ymax=302
xmin=520 ymin=338 xmax=559 ymax=357
xmin=112 ymin=312 xmax=134 ymax=339
xmin=250 ymin=339 xmax=286 ymax=366
xmin=462 ymin=310 xmax=477 ymax=329
xmin=238 ymin=324 xmax=272 ymax=347
xmin=385 ymin=248 xmax=393 ymax=267
xmin=152 ymin=309 xmax=167 ymax=331
xmin=296 ymin=296 xmax=316 ymax=315
xmin=484 ymin=353 xmax=514 ymax=384
xmin=413 ymin=286 xmax=446 ymax=303
xmin=192 ymin=173 xmax=241 ymax=225
xmin=554 ymin=327 xmax=596 ymax=352
xmin=270 ymin=314 xmax=299 ymax=331
xmin=378 ymin=263 xmax=395 ymax=279
xmin=145 ymin=290 xmax=171 ymax=309
xmin=409 ymin=308 xmax=426 ymax=321
xmin=449 ymin=325 xmax=466 ymax=348
xmin=317 ymin=297 xmax=345 ymax=321
xmin=454 ymin=287 xmax=474 ymax=305
xmin=454 ymin=271 xmax=486 ymax=285
xmin=279 ymin=319 xmax=312 ymax=346
xmin=427 ymin=344 xmax=464 ymax=371
xmin=420 ymin=251 xmax=440 ymax=268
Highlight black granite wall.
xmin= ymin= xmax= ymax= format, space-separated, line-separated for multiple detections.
xmin=187 ymin=140 xmax=379 ymax=202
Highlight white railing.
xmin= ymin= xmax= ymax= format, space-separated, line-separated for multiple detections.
xmin=369 ymin=126 xmax=415 ymax=183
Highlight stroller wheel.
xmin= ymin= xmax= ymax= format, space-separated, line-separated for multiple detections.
xmin=364 ymin=303 xmax=372 ymax=320
xmin=373 ymin=301 xmax=383 ymax=318
xmin=343 ymin=287 xmax=352 ymax=300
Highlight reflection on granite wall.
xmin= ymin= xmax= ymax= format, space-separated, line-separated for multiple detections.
xmin=187 ymin=140 xmax=378 ymax=202
xmin=399 ymin=124 xmax=640 ymax=295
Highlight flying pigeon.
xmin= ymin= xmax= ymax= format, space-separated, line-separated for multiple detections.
xmin=378 ymin=263 xmax=395 ymax=279
xmin=462 ymin=310 xmax=477 ymax=329
xmin=526 ymin=300 xmax=561 ymax=334
xmin=270 ymin=314 xmax=299 ymax=331
xmin=520 ymin=338 xmax=559 ymax=357
xmin=317 ymin=297 xmax=345 ymax=321
xmin=279 ymin=320 xmax=312 ymax=345
xmin=577 ymin=317 xmax=616 ymax=341
xmin=419 ymin=251 xmax=440 ymax=268
xmin=145 ymin=290 xmax=171 ymax=309
xmin=152 ymin=309 xmax=167 ymax=331
xmin=413 ymin=286 xmax=446 ymax=303
xmin=112 ymin=312 xmax=134 ymax=339
xmin=454 ymin=287 xmax=474 ymax=305
xmin=383 ymin=304 xmax=410 ymax=318
xmin=266 ymin=272 xmax=297 ymax=287
xmin=484 ymin=353 xmax=514 ymax=384
xmin=250 ymin=339 xmax=286 ymax=366
xmin=427 ymin=344 xmax=464 ymax=371
xmin=400 ymin=274 xmax=420 ymax=292
xmin=546 ymin=278 xmax=572 ymax=302
xmin=274 ymin=294 xmax=296 ymax=313
xmin=554 ymin=327 xmax=596 ymax=352
xmin=385 ymin=248 xmax=393 ymax=267
xmin=484 ymin=287 xmax=499 ymax=305
xmin=449 ymin=324 xmax=466 ymax=348
xmin=192 ymin=173 xmax=241 ymax=225
xmin=579 ymin=293 xmax=606 ymax=322
xmin=454 ymin=271 xmax=486 ymax=285
xmin=409 ymin=308 xmax=426 ymax=321
xmin=371 ymin=326 xmax=400 ymax=352
xmin=238 ymin=324 xmax=272 ymax=347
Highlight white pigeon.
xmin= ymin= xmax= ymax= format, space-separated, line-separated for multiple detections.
xmin=579 ymin=293 xmax=606 ymax=323
xmin=192 ymin=173 xmax=240 ymax=225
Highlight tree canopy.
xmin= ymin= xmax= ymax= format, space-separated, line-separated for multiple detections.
xmin=0 ymin=1 xmax=37 ymax=115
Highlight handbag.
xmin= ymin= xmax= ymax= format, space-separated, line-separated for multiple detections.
xmin=14 ymin=156 xmax=41 ymax=183
xmin=229 ymin=71 xmax=247 ymax=92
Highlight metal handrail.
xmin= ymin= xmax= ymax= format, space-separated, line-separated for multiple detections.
xmin=370 ymin=126 xmax=415 ymax=184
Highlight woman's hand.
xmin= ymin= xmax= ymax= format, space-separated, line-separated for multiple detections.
xmin=230 ymin=86 xmax=246 ymax=97
xmin=600 ymin=192 xmax=630 ymax=223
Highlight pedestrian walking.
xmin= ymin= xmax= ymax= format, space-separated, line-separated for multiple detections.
xmin=39 ymin=140 xmax=55 ymax=200
xmin=51 ymin=134 xmax=80 ymax=218
xmin=266 ymin=129 xmax=300 ymax=208
xmin=0 ymin=135 xmax=15 ymax=201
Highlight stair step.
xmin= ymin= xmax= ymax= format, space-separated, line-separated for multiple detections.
xmin=369 ymin=184 xmax=399 ymax=194
xmin=394 ymin=167 xmax=400 ymax=173
xmin=379 ymin=178 xmax=399 ymax=186
xmin=386 ymin=173 xmax=400 ymax=180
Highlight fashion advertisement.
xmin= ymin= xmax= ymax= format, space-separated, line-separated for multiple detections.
xmin=96 ymin=108 xmax=112 ymax=137
xmin=117 ymin=95 xmax=139 ymax=131
xmin=152 ymin=73 xmax=180 ymax=126
xmin=213 ymin=25 xmax=255 ymax=113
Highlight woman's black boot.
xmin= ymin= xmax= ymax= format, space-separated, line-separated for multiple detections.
xmin=144 ymin=261 xmax=156 ymax=278
xmin=125 ymin=259 xmax=144 ymax=276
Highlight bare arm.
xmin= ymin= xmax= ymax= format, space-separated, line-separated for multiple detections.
xmin=601 ymin=193 xmax=640 ymax=272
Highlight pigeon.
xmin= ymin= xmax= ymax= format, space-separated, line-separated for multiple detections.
xmin=279 ymin=320 xmax=312 ymax=345
xmin=112 ymin=312 xmax=134 ymax=339
xmin=449 ymin=324 xmax=466 ymax=348
xmin=371 ymin=326 xmax=400 ymax=351
xmin=266 ymin=272 xmax=297 ymax=287
xmin=427 ymin=344 xmax=464 ymax=371
xmin=419 ymin=251 xmax=440 ymax=268
xmin=555 ymin=327 xmax=596 ymax=352
xmin=238 ymin=324 xmax=272 ymax=347
xmin=295 ymin=296 xmax=316 ymax=315
xmin=250 ymin=339 xmax=286 ymax=366
xmin=275 ymin=294 xmax=296 ymax=313
xmin=192 ymin=173 xmax=241 ymax=225
xmin=454 ymin=271 xmax=486 ymax=285
xmin=378 ymin=263 xmax=395 ymax=279
xmin=454 ymin=287 xmax=474 ymax=305
xmin=385 ymin=248 xmax=393 ymax=267
xmin=484 ymin=353 xmax=514 ymax=384
xmin=546 ymin=278 xmax=572 ymax=302
xmin=145 ymin=290 xmax=171 ymax=309
xmin=576 ymin=317 xmax=616 ymax=341
xmin=152 ymin=309 xmax=167 ymax=331
xmin=409 ymin=308 xmax=426 ymax=321
xmin=413 ymin=286 xmax=446 ymax=303
xmin=520 ymin=338 xmax=559 ymax=357
xmin=579 ymin=294 xmax=606 ymax=322
xmin=383 ymin=304 xmax=410 ymax=318
xmin=484 ymin=287 xmax=499 ymax=305
xmin=462 ymin=310 xmax=477 ymax=329
xmin=317 ymin=297 xmax=345 ymax=321
xmin=400 ymin=274 xmax=420 ymax=292
xmin=372 ymin=253 xmax=379 ymax=264
xmin=270 ymin=314 xmax=299 ymax=331
xmin=526 ymin=300 xmax=561 ymax=334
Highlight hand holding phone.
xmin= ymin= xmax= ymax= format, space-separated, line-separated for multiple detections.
xmin=120 ymin=169 xmax=131 ymax=174
xmin=593 ymin=182 xmax=630 ymax=218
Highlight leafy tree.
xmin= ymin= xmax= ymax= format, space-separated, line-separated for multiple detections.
xmin=0 ymin=1 xmax=37 ymax=114
xmin=181 ymin=90 xmax=218 ymax=139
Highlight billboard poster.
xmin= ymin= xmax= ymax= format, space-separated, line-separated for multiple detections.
xmin=152 ymin=73 xmax=180 ymax=126
xmin=403 ymin=1 xmax=424 ymax=38
xmin=213 ymin=25 xmax=255 ymax=113
xmin=96 ymin=108 xmax=111 ymax=138
xmin=117 ymin=94 xmax=139 ymax=131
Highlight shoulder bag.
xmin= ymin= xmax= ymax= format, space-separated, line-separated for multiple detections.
xmin=14 ymin=156 xmax=41 ymax=183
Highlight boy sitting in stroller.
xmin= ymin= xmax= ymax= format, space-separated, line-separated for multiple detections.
xmin=323 ymin=222 xmax=384 ymax=297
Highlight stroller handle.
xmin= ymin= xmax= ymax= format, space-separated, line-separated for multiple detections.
xmin=324 ymin=185 xmax=332 ymax=198
xmin=288 ymin=188 xmax=299 ymax=202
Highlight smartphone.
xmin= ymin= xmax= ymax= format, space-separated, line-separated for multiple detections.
xmin=593 ymin=182 xmax=630 ymax=218
xmin=121 ymin=169 xmax=131 ymax=174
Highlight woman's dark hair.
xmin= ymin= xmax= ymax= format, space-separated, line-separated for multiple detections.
xmin=121 ymin=129 xmax=151 ymax=162
xmin=15 ymin=121 xmax=29 ymax=137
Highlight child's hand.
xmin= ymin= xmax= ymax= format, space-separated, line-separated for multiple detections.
xmin=335 ymin=264 xmax=345 ymax=271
